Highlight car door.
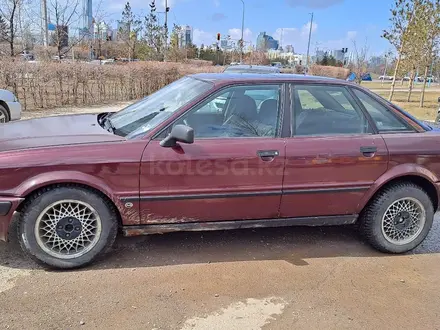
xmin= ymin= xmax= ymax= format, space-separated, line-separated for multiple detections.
xmin=139 ymin=83 xmax=287 ymax=224
xmin=280 ymin=83 xmax=389 ymax=218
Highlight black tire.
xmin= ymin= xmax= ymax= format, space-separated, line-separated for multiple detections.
xmin=436 ymin=113 xmax=440 ymax=125
xmin=359 ymin=182 xmax=434 ymax=253
xmin=18 ymin=186 xmax=118 ymax=269
xmin=0 ymin=104 xmax=10 ymax=123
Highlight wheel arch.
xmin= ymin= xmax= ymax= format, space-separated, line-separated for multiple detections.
xmin=358 ymin=174 xmax=439 ymax=214
xmin=13 ymin=172 xmax=126 ymax=229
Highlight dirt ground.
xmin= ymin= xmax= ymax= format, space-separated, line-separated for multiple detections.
xmin=20 ymin=102 xmax=132 ymax=120
xmin=1 ymin=215 xmax=440 ymax=330
xmin=1 ymin=103 xmax=440 ymax=329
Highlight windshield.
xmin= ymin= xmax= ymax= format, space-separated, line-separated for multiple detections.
xmin=108 ymin=76 xmax=213 ymax=138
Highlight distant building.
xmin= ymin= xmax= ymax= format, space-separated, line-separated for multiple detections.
xmin=117 ymin=22 xmax=139 ymax=41
xmin=49 ymin=25 xmax=69 ymax=48
xmin=369 ymin=55 xmax=385 ymax=67
xmin=315 ymin=50 xmax=326 ymax=62
xmin=220 ymin=38 xmax=231 ymax=50
xmin=331 ymin=49 xmax=344 ymax=62
xmin=93 ymin=22 xmax=110 ymax=41
xmin=256 ymin=32 xmax=279 ymax=51
xmin=111 ymin=29 xmax=118 ymax=42
xmin=179 ymin=25 xmax=193 ymax=48
xmin=81 ymin=0 xmax=93 ymax=39
xmin=285 ymin=45 xmax=294 ymax=53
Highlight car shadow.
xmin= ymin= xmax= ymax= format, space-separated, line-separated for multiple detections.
xmin=2 ymin=215 xmax=439 ymax=271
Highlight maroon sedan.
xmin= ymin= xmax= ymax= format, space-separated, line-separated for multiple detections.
xmin=0 ymin=73 xmax=438 ymax=269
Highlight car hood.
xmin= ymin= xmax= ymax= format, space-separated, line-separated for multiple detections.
xmin=0 ymin=113 xmax=125 ymax=152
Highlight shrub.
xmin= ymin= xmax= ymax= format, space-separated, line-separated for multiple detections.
xmin=0 ymin=60 xmax=222 ymax=111
xmin=309 ymin=65 xmax=350 ymax=80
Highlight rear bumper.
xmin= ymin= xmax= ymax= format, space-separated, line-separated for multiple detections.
xmin=0 ymin=197 xmax=24 ymax=241
xmin=6 ymin=101 xmax=22 ymax=121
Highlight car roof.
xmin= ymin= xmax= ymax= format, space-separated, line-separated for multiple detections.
xmin=225 ymin=64 xmax=277 ymax=70
xmin=190 ymin=72 xmax=338 ymax=84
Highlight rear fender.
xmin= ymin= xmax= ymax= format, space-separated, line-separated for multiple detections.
xmin=356 ymin=163 xmax=439 ymax=213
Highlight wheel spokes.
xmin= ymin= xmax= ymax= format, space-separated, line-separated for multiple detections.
xmin=35 ymin=200 xmax=101 ymax=259
xmin=381 ymin=197 xmax=426 ymax=245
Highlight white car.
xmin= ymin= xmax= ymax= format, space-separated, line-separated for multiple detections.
xmin=0 ymin=89 xmax=22 ymax=123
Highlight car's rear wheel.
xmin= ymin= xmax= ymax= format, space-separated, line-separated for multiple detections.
xmin=435 ymin=113 xmax=440 ymax=125
xmin=359 ymin=182 xmax=434 ymax=253
xmin=18 ymin=186 xmax=118 ymax=269
xmin=0 ymin=105 xmax=9 ymax=123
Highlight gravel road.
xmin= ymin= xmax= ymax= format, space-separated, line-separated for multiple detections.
xmin=1 ymin=106 xmax=440 ymax=329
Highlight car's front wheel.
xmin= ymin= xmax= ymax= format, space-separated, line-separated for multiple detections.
xmin=359 ymin=182 xmax=434 ymax=253
xmin=18 ymin=186 xmax=118 ymax=269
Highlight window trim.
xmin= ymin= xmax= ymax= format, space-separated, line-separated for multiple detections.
xmin=153 ymin=82 xmax=287 ymax=140
xmin=349 ymin=86 xmax=418 ymax=134
xmin=289 ymin=83 xmax=375 ymax=138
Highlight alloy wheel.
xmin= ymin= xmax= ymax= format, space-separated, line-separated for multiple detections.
xmin=34 ymin=200 xmax=102 ymax=259
xmin=381 ymin=197 xmax=426 ymax=245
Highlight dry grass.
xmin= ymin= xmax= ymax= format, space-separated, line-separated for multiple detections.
xmin=362 ymin=80 xmax=440 ymax=90
xmin=373 ymin=90 xmax=439 ymax=121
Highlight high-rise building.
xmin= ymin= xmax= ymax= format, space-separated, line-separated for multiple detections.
xmin=179 ymin=26 xmax=193 ymax=48
xmin=256 ymin=32 xmax=279 ymax=51
xmin=81 ymin=0 xmax=93 ymax=38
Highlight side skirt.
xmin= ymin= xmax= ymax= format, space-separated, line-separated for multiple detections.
xmin=122 ymin=215 xmax=358 ymax=236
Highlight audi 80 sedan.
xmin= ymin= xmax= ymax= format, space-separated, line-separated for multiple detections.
xmin=0 ymin=73 xmax=439 ymax=269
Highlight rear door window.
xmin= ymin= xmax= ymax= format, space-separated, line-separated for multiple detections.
xmin=293 ymin=85 xmax=372 ymax=136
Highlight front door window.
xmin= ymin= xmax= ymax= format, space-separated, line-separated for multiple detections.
xmin=174 ymin=84 xmax=282 ymax=138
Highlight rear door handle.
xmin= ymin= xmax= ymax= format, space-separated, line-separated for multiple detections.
xmin=360 ymin=146 xmax=377 ymax=156
xmin=257 ymin=150 xmax=279 ymax=161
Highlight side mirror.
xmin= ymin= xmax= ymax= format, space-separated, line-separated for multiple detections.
xmin=160 ymin=124 xmax=194 ymax=148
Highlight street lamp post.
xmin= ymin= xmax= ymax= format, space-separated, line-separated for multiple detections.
xmin=239 ymin=0 xmax=245 ymax=63
xmin=305 ymin=12 xmax=314 ymax=73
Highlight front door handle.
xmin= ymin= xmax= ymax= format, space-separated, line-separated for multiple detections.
xmin=257 ymin=150 xmax=279 ymax=161
xmin=360 ymin=146 xmax=377 ymax=157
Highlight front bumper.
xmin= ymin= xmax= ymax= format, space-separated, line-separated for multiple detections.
xmin=6 ymin=101 xmax=22 ymax=121
xmin=0 ymin=197 xmax=24 ymax=241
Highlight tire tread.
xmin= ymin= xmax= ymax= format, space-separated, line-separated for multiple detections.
xmin=359 ymin=182 xmax=433 ymax=253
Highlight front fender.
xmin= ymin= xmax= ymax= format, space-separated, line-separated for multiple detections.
xmin=14 ymin=170 xmax=117 ymax=202
xmin=356 ymin=163 xmax=440 ymax=213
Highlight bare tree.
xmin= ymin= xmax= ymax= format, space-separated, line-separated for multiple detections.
xmin=350 ymin=39 xmax=369 ymax=84
xmin=118 ymin=1 xmax=142 ymax=60
xmin=91 ymin=0 xmax=112 ymax=59
xmin=48 ymin=0 xmax=81 ymax=60
xmin=0 ymin=0 xmax=21 ymax=56
xmin=142 ymin=0 xmax=166 ymax=60
xmin=419 ymin=0 xmax=440 ymax=107
xmin=383 ymin=0 xmax=428 ymax=101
